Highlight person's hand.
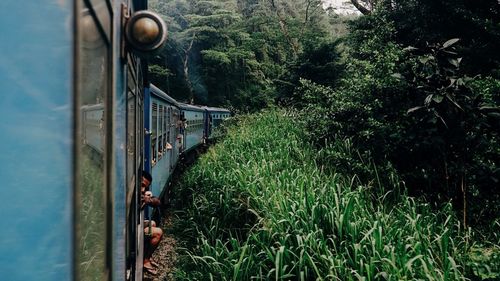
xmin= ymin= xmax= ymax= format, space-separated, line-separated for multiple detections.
xmin=144 ymin=191 xmax=153 ymax=204
xmin=141 ymin=191 xmax=153 ymax=208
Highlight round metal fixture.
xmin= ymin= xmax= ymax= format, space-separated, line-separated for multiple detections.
xmin=125 ymin=11 xmax=167 ymax=56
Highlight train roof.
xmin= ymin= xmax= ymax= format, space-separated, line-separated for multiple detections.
xmin=178 ymin=103 xmax=206 ymax=112
xmin=150 ymin=84 xmax=179 ymax=106
xmin=204 ymin=106 xmax=231 ymax=113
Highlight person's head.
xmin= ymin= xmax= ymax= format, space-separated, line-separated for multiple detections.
xmin=141 ymin=171 xmax=152 ymax=193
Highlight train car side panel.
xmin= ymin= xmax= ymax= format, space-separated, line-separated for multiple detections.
xmin=180 ymin=105 xmax=206 ymax=152
xmin=0 ymin=2 xmax=74 ymax=281
xmin=149 ymin=86 xmax=179 ymax=197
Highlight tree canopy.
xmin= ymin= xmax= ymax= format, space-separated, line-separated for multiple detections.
xmin=149 ymin=0 xmax=500 ymax=232
xmin=149 ymin=0 xmax=333 ymax=112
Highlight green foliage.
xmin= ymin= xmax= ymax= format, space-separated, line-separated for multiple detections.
xmin=298 ymin=5 xmax=500 ymax=233
xmin=389 ymin=0 xmax=500 ymax=75
xmin=401 ymin=40 xmax=500 ymax=226
xmin=276 ymin=40 xmax=344 ymax=105
xmin=467 ymin=245 xmax=500 ymax=280
xmin=172 ymin=110 xmax=472 ymax=280
xmin=149 ymin=0 xmax=334 ymax=112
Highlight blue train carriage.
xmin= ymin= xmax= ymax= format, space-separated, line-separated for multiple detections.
xmin=145 ymin=85 xmax=181 ymax=197
xmin=204 ymin=107 xmax=231 ymax=139
xmin=0 ymin=1 xmax=167 ymax=281
xmin=179 ymin=103 xmax=207 ymax=153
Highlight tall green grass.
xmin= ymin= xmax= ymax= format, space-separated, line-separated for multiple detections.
xmin=173 ymin=110 xmax=474 ymax=280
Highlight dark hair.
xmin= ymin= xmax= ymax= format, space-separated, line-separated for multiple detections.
xmin=142 ymin=171 xmax=152 ymax=182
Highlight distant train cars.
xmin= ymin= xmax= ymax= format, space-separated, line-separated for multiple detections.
xmin=146 ymin=85 xmax=181 ymax=197
xmin=0 ymin=1 xmax=229 ymax=280
xmin=205 ymin=107 xmax=231 ymax=139
xmin=144 ymin=85 xmax=231 ymax=197
xmin=180 ymin=103 xmax=207 ymax=152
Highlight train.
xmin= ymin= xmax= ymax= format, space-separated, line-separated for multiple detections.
xmin=0 ymin=1 xmax=230 ymax=281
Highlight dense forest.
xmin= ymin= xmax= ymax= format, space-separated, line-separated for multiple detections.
xmin=149 ymin=0 xmax=499 ymax=279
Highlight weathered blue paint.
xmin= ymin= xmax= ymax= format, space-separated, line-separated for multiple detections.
xmin=0 ymin=1 xmax=74 ymax=281
xmin=151 ymin=151 xmax=172 ymax=197
xmin=182 ymin=109 xmax=205 ymax=152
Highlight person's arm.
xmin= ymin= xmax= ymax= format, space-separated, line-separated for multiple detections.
xmin=148 ymin=196 xmax=161 ymax=207
xmin=143 ymin=193 xmax=161 ymax=207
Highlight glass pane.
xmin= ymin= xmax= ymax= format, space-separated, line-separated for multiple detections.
xmin=127 ymin=92 xmax=136 ymax=203
xmin=76 ymin=4 xmax=109 ymax=281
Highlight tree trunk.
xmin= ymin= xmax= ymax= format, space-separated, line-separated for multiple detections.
xmin=268 ymin=0 xmax=299 ymax=59
xmin=350 ymin=0 xmax=371 ymax=15
xmin=461 ymin=174 xmax=467 ymax=228
xmin=183 ymin=32 xmax=197 ymax=103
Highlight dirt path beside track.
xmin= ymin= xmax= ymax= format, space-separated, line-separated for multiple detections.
xmin=144 ymin=211 xmax=177 ymax=281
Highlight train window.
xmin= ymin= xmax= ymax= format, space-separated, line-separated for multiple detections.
xmin=158 ymin=105 xmax=163 ymax=158
xmin=163 ymin=106 xmax=167 ymax=151
xmin=168 ymin=107 xmax=172 ymax=144
xmin=152 ymin=103 xmax=158 ymax=165
xmin=76 ymin=2 xmax=111 ymax=280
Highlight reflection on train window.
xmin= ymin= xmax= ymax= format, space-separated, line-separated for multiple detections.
xmin=76 ymin=2 xmax=110 ymax=281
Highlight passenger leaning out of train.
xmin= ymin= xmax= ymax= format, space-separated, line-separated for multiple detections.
xmin=141 ymin=171 xmax=163 ymax=275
